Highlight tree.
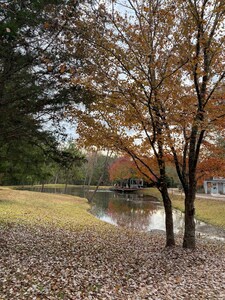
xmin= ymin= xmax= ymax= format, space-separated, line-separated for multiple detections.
xmin=0 ymin=136 xmax=57 ymax=185
xmin=109 ymin=156 xmax=140 ymax=182
xmin=108 ymin=155 xmax=158 ymax=185
xmin=69 ymin=0 xmax=184 ymax=247
xmin=55 ymin=141 xmax=86 ymax=191
xmin=68 ymin=0 xmax=225 ymax=248
xmin=83 ymin=151 xmax=115 ymax=187
xmin=0 ymin=0 xmax=95 ymax=182
xmin=167 ymin=0 xmax=225 ymax=248
xmin=196 ymin=137 xmax=225 ymax=187
xmin=1 ymin=1 xmax=60 ymax=143
xmin=0 ymin=136 xmax=85 ymax=186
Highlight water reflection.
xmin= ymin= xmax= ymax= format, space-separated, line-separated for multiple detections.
xmin=18 ymin=186 xmax=225 ymax=241
xmin=92 ymin=192 xmax=184 ymax=233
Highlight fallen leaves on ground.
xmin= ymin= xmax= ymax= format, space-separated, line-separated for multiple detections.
xmin=0 ymin=224 xmax=224 ymax=300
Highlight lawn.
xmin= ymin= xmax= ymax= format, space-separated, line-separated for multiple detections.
xmin=0 ymin=187 xmax=107 ymax=230
xmin=0 ymin=187 xmax=224 ymax=299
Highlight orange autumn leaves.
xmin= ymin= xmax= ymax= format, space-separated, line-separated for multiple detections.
xmin=108 ymin=155 xmax=158 ymax=183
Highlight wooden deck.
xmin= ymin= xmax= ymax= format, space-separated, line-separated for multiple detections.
xmin=109 ymin=187 xmax=142 ymax=193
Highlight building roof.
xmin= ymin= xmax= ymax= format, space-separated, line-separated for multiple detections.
xmin=204 ymin=178 xmax=225 ymax=183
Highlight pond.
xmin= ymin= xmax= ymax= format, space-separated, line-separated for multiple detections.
xmin=21 ymin=186 xmax=225 ymax=241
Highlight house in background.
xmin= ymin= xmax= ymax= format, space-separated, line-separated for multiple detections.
xmin=203 ymin=177 xmax=225 ymax=195
xmin=111 ymin=178 xmax=144 ymax=192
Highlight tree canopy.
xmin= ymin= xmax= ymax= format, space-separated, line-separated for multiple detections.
xmin=109 ymin=156 xmax=141 ymax=182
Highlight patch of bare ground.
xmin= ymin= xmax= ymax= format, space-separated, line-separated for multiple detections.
xmin=0 ymin=223 xmax=224 ymax=300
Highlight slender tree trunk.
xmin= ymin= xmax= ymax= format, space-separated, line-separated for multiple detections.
xmin=161 ymin=185 xmax=175 ymax=247
xmin=88 ymin=150 xmax=110 ymax=203
xmin=64 ymin=174 xmax=68 ymax=194
xmin=183 ymin=126 xmax=199 ymax=249
xmin=157 ymin=125 xmax=175 ymax=247
xmin=54 ymin=173 xmax=58 ymax=185
xmin=41 ymin=183 xmax=45 ymax=192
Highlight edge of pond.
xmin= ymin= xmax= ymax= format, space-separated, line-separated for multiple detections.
xmin=137 ymin=188 xmax=225 ymax=230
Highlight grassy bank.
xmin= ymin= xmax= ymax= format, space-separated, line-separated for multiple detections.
xmin=0 ymin=187 xmax=109 ymax=231
xmin=140 ymin=188 xmax=225 ymax=229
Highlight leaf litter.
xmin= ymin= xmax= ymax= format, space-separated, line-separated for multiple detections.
xmin=0 ymin=223 xmax=224 ymax=300
xmin=0 ymin=189 xmax=224 ymax=299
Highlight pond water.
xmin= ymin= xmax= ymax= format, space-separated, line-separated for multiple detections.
xmin=22 ymin=186 xmax=225 ymax=241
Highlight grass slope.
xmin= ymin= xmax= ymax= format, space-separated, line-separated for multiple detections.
xmin=0 ymin=187 xmax=108 ymax=230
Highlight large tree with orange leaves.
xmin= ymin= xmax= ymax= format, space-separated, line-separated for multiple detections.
xmin=109 ymin=155 xmax=157 ymax=183
xmin=197 ymin=137 xmax=225 ymax=186
xmin=70 ymin=0 xmax=183 ymax=247
xmin=109 ymin=156 xmax=140 ymax=182
xmin=166 ymin=0 xmax=225 ymax=248
xmin=68 ymin=0 xmax=225 ymax=248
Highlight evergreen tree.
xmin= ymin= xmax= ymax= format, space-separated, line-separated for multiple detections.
xmin=0 ymin=0 xmax=94 ymax=183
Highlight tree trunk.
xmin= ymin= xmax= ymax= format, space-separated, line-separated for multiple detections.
xmin=183 ymin=133 xmax=198 ymax=249
xmin=54 ymin=173 xmax=58 ymax=185
xmin=157 ymin=133 xmax=175 ymax=247
xmin=41 ymin=183 xmax=45 ymax=192
xmin=88 ymin=150 xmax=110 ymax=203
xmin=183 ymin=191 xmax=196 ymax=249
xmin=64 ymin=178 xmax=68 ymax=194
xmin=161 ymin=186 xmax=175 ymax=247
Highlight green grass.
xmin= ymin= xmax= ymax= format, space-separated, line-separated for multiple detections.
xmin=10 ymin=184 xmax=111 ymax=190
xmin=139 ymin=188 xmax=162 ymax=199
xmin=141 ymin=188 xmax=225 ymax=229
xmin=0 ymin=187 xmax=111 ymax=231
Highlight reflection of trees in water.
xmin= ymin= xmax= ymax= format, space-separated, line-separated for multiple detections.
xmin=106 ymin=198 xmax=160 ymax=231
xmin=171 ymin=210 xmax=184 ymax=233
xmin=112 ymin=192 xmax=159 ymax=202
xmin=104 ymin=195 xmax=185 ymax=233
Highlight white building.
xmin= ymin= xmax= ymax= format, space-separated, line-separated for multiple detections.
xmin=203 ymin=177 xmax=225 ymax=195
